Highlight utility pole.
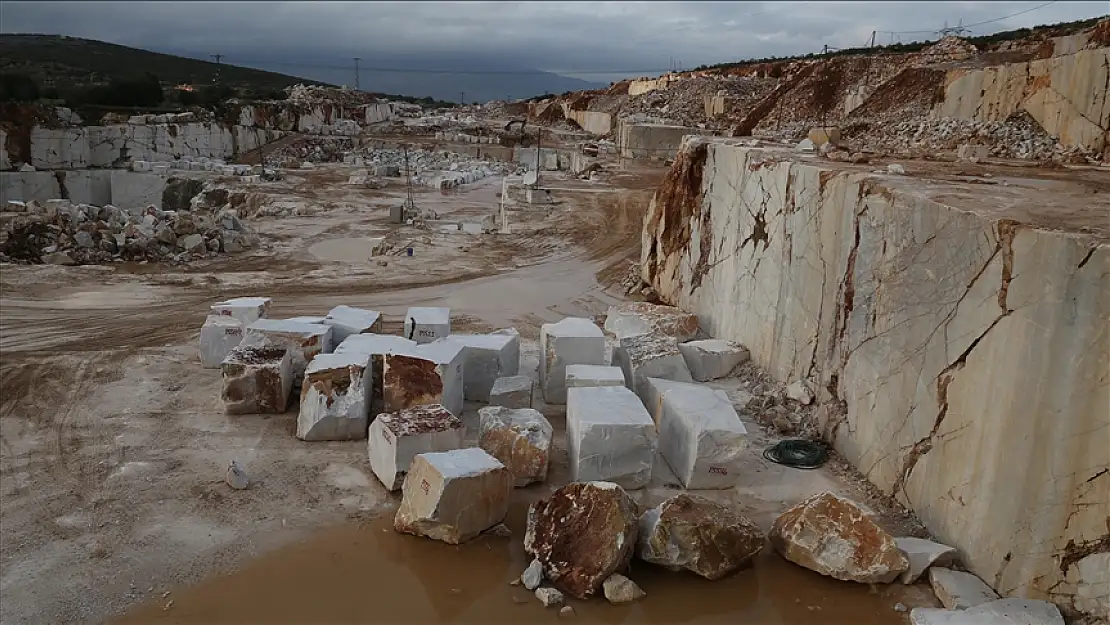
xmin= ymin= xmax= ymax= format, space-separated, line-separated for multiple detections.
xmin=402 ymin=144 xmax=416 ymax=219
xmin=534 ymin=127 xmax=542 ymax=187
xmin=211 ymin=54 xmax=224 ymax=84
xmin=353 ymin=57 xmax=361 ymax=91
xmin=459 ymin=91 xmax=465 ymax=105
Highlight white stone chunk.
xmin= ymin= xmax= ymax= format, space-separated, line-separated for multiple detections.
xmin=324 ymin=305 xmax=383 ymax=343
xmin=677 ymin=339 xmax=750 ymax=382
xmin=929 ymin=567 xmax=1000 ymax=610
xmin=297 ymin=352 xmax=372 ymax=441
xmin=211 ymin=296 xmax=272 ymax=326
xmin=896 ymin=537 xmax=959 ymax=584
xmin=243 ymin=318 xmax=333 ymax=382
xmin=199 ymin=314 xmax=245 ymax=368
xmin=539 ymin=317 xmax=605 ymax=405
xmin=443 ymin=331 xmax=520 ymax=401
xmin=221 ymin=345 xmax=293 ymax=415
xmin=911 ymin=599 xmax=1064 ymax=625
xmin=489 ymin=375 xmax=533 ymax=408
xmin=286 ymin=316 xmax=327 ymax=324
xmin=566 ymin=386 xmax=657 ymax=489
xmin=603 ymin=302 xmax=699 ymax=341
xmin=645 ymin=378 xmax=747 ymax=489
xmin=478 ymin=406 xmax=553 ymax=486
xmin=403 ymin=307 xmax=451 ymax=344
xmin=382 ymin=341 xmax=466 ymax=416
xmin=393 ymin=447 xmax=512 ymax=544
xmin=566 ymin=364 xmax=626 ymax=389
xmin=367 ymin=404 xmax=465 ymax=491
xmin=335 ymin=333 xmax=419 ymax=411
xmin=612 ymin=334 xmax=693 ymax=401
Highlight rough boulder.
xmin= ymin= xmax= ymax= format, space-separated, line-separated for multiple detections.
xmin=637 ymin=493 xmax=765 ymax=580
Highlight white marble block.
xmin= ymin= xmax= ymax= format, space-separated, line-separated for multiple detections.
xmin=444 ymin=330 xmax=521 ymax=401
xmin=324 ymin=305 xmax=383 ymax=343
xmin=199 ymin=314 xmax=245 ymax=368
xmin=297 ymin=352 xmax=372 ymax=441
xmin=383 ymin=340 xmax=466 ymax=416
xmin=645 ymin=378 xmax=747 ymax=489
xmin=612 ymin=334 xmax=693 ymax=401
xmin=603 ymin=302 xmax=699 ymax=341
xmin=566 ymin=386 xmax=657 ymax=489
xmin=243 ymin=319 xmax=333 ymax=382
xmin=489 ymin=375 xmax=533 ymax=408
xmin=393 ymin=447 xmax=512 ymax=544
xmin=334 ymin=333 xmax=418 ymax=412
xmin=221 ymin=345 xmax=293 ymax=415
xmin=566 ymin=364 xmax=626 ymax=389
xmin=210 ymin=296 xmax=272 ymax=326
xmin=403 ymin=307 xmax=451 ymax=344
xmin=539 ymin=317 xmax=605 ymax=405
xmin=677 ymin=339 xmax=750 ymax=382
xmin=367 ymin=404 xmax=466 ymax=491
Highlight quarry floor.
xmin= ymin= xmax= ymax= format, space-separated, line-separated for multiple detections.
xmin=0 ymin=153 xmax=949 ymax=624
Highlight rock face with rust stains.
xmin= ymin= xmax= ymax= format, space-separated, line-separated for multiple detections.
xmin=769 ymin=492 xmax=908 ymax=583
xmin=638 ymin=493 xmax=765 ymax=580
xmin=221 ymin=345 xmax=293 ymax=414
xmin=382 ymin=341 xmax=465 ymax=416
xmin=639 ymin=136 xmax=1109 ymax=619
xmin=367 ymin=404 xmax=465 ymax=491
xmin=394 ymin=447 xmax=512 ymax=544
xmin=297 ymin=352 xmax=371 ymax=441
xmin=478 ymin=406 xmax=553 ymax=487
xmin=524 ymin=481 xmax=639 ymax=599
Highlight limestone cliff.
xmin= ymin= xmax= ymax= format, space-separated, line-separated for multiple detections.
xmin=642 ymin=137 xmax=1109 ymax=619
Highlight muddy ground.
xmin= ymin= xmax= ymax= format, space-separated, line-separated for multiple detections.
xmin=1 ymin=145 xmax=938 ymax=625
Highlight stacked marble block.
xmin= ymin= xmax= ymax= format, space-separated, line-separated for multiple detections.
xmin=555 ymin=303 xmax=752 ymax=491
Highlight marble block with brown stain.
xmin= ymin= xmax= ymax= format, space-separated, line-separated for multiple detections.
xmin=382 ymin=341 xmax=465 ymax=416
xmin=221 ymin=346 xmax=293 ymax=415
xmin=477 ymin=406 xmax=552 ymax=487
xmin=367 ymin=404 xmax=465 ymax=491
xmin=638 ymin=493 xmax=765 ymax=580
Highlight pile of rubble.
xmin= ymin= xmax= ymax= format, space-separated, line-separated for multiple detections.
xmin=622 ymin=75 xmax=778 ymax=127
xmin=913 ymin=36 xmax=979 ymax=66
xmin=347 ymin=146 xmax=520 ymax=188
xmin=285 ymin=84 xmax=381 ymax=107
xmin=846 ymin=112 xmax=1089 ymax=161
xmin=0 ymin=199 xmax=259 ymax=265
xmin=263 ymin=136 xmax=357 ymax=167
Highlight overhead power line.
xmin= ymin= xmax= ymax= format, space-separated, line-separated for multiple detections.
xmin=877 ymin=0 xmax=1063 ymax=36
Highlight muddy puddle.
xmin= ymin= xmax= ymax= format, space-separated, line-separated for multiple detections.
xmin=308 ymin=237 xmax=386 ymax=263
xmin=113 ymin=506 xmax=909 ymax=625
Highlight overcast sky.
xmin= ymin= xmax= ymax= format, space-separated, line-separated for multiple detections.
xmin=2 ymin=1 xmax=1107 ymax=81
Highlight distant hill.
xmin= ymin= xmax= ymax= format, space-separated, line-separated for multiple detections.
xmin=0 ymin=34 xmax=328 ymax=92
xmin=0 ymin=34 xmax=607 ymax=104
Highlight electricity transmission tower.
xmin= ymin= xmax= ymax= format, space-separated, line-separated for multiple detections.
xmin=402 ymin=144 xmax=417 ymax=218
xmin=211 ymin=54 xmax=223 ymax=83
xmin=353 ymin=57 xmax=360 ymax=90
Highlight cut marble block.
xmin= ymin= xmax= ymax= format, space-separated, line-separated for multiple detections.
xmin=324 ymin=305 xmax=383 ymax=343
xmin=478 ymin=406 xmax=553 ymax=486
xmin=403 ymin=307 xmax=451 ymax=344
xmin=603 ymin=302 xmax=699 ymax=341
xmin=334 ymin=333 xmax=418 ymax=414
xmin=612 ymin=334 xmax=693 ymax=401
xmin=286 ymin=316 xmax=326 ymax=324
xmin=566 ymin=364 xmax=626 ymax=389
xmin=645 ymin=378 xmax=747 ymax=489
xmin=566 ymin=386 xmax=657 ymax=489
xmin=199 ymin=314 xmax=245 ymax=368
xmin=382 ymin=341 xmax=466 ymax=416
xmin=297 ymin=352 xmax=372 ymax=441
xmin=443 ymin=330 xmax=521 ymax=401
xmin=221 ymin=346 xmax=293 ymax=415
xmin=367 ymin=404 xmax=466 ymax=491
xmin=539 ymin=317 xmax=605 ymax=405
xmin=393 ymin=447 xmax=512 ymax=544
xmin=489 ymin=375 xmax=533 ymax=408
xmin=677 ymin=339 xmax=750 ymax=382
xmin=243 ymin=319 xmax=333 ymax=382
xmin=210 ymin=296 xmax=272 ymax=326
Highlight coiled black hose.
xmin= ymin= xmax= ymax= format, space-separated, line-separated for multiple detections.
xmin=763 ymin=439 xmax=829 ymax=470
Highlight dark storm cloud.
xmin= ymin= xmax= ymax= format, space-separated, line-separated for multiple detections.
xmin=2 ymin=1 xmax=1106 ymax=79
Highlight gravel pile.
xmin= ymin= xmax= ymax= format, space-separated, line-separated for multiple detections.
xmin=621 ymin=75 xmax=777 ymax=127
xmin=264 ymin=137 xmax=357 ymax=167
xmin=1 ymin=199 xmax=259 ymax=266
xmin=845 ymin=112 xmax=1096 ymax=161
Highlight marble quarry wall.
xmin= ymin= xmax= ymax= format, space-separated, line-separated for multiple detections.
xmin=641 ymin=137 xmax=1109 ymax=620
xmin=935 ymin=48 xmax=1110 ymax=154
